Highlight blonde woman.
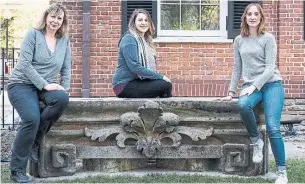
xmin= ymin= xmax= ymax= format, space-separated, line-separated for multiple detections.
xmin=7 ymin=3 xmax=71 ymax=182
xmin=112 ymin=9 xmax=172 ymax=98
xmin=222 ymin=3 xmax=287 ymax=184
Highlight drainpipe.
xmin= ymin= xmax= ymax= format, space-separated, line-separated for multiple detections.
xmin=82 ymin=0 xmax=90 ymax=97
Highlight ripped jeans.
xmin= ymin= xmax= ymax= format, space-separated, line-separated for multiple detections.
xmin=237 ymin=81 xmax=286 ymax=170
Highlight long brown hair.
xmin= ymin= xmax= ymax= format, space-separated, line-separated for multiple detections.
xmin=240 ymin=3 xmax=266 ymax=37
xmin=128 ymin=9 xmax=155 ymax=52
xmin=35 ymin=3 xmax=69 ymax=39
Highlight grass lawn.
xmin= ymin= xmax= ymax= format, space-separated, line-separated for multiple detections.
xmin=1 ymin=159 xmax=305 ymax=183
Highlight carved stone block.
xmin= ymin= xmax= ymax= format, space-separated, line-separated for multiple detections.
xmin=221 ymin=143 xmax=264 ymax=175
xmin=52 ymin=144 xmax=76 ymax=168
xmin=222 ymin=144 xmax=249 ymax=169
xmin=36 ymin=98 xmax=268 ymax=177
xmin=38 ymin=143 xmax=76 ymax=178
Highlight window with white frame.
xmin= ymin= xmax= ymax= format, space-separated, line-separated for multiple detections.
xmin=157 ymin=0 xmax=227 ymax=37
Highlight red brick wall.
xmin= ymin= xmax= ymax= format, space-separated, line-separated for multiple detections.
xmin=89 ymin=1 xmax=121 ymax=96
xmin=156 ymin=43 xmax=232 ymax=97
xmin=57 ymin=0 xmax=304 ymax=98
xmin=62 ymin=1 xmax=83 ymax=96
xmin=277 ymin=0 xmax=305 ymax=98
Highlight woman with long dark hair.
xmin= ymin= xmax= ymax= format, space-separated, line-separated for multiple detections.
xmin=112 ymin=9 xmax=172 ymax=98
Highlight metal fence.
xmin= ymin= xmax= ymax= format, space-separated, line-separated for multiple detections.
xmin=1 ymin=47 xmax=19 ymax=130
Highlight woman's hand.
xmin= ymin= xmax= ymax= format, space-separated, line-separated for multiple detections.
xmin=43 ymin=83 xmax=65 ymax=91
xmin=163 ymin=76 xmax=171 ymax=83
xmin=239 ymin=85 xmax=256 ymax=96
xmin=220 ymin=95 xmax=233 ymax=101
xmin=220 ymin=91 xmax=234 ymax=101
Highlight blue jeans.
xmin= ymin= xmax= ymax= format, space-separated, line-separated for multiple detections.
xmin=7 ymin=83 xmax=69 ymax=172
xmin=237 ymin=81 xmax=285 ymax=170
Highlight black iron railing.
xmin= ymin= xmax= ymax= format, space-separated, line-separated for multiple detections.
xmin=1 ymin=47 xmax=19 ymax=130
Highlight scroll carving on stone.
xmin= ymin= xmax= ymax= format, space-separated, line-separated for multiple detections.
xmin=51 ymin=144 xmax=76 ymax=170
xmin=85 ymin=101 xmax=213 ymax=158
xmin=221 ymin=143 xmax=249 ymax=173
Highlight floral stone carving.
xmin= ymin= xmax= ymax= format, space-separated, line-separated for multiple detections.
xmin=85 ymin=101 xmax=213 ymax=158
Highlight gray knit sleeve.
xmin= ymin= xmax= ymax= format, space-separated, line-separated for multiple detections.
xmin=18 ymin=29 xmax=48 ymax=90
xmin=60 ymin=38 xmax=71 ymax=90
xmin=229 ymin=35 xmax=242 ymax=93
xmin=252 ymin=33 xmax=277 ymax=90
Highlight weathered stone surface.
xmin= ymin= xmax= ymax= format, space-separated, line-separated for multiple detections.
xmin=0 ymin=130 xmax=16 ymax=159
xmin=282 ymin=99 xmax=305 ymax=122
xmin=284 ymin=100 xmax=294 ymax=106
xmin=286 ymin=105 xmax=305 ymax=111
xmin=32 ymin=98 xmax=269 ymax=177
xmin=84 ymin=101 xmax=214 ymax=158
xmin=294 ymin=99 xmax=305 ymax=105
xmin=51 ymin=144 xmax=76 ymax=169
xmin=38 ymin=143 xmax=76 ymax=178
xmin=156 ymin=159 xmax=210 ymax=171
xmin=58 ymin=98 xmax=243 ymax=123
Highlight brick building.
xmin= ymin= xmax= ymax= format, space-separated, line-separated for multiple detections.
xmin=52 ymin=0 xmax=305 ymax=98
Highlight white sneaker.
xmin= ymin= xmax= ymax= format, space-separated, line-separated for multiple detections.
xmin=252 ymin=139 xmax=264 ymax=163
xmin=275 ymin=170 xmax=288 ymax=184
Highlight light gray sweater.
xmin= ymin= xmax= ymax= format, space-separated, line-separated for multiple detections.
xmin=9 ymin=28 xmax=71 ymax=90
xmin=229 ymin=32 xmax=282 ymax=93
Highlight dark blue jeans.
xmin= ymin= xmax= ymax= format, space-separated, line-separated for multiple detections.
xmin=237 ymin=81 xmax=286 ymax=170
xmin=7 ymin=83 xmax=69 ymax=172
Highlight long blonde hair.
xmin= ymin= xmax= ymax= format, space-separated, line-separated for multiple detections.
xmin=35 ymin=3 xmax=69 ymax=38
xmin=128 ymin=9 xmax=155 ymax=52
xmin=240 ymin=3 xmax=266 ymax=37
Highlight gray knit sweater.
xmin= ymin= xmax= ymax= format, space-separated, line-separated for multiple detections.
xmin=8 ymin=28 xmax=71 ymax=90
xmin=229 ymin=32 xmax=282 ymax=93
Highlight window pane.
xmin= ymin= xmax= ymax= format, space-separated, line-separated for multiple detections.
xmin=201 ymin=5 xmax=219 ymax=30
xmin=181 ymin=5 xmax=200 ymax=30
xmin=160 ymin=0 xmax=220 ymax=32
xmin=161 ymin=0 xmax=179 ymax=4
xmin=161 ymin=4 xmax=180 ymax=30
xmin=201 ymin=0 xmax=219 ymax=5
xmin=181 ymin=0 xmax=200 ymax=5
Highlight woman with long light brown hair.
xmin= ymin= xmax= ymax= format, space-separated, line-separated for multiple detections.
xmin=112 ymin=9 xmax=172 ymax=98
xmin=7 ymin=3 xmax=71 ymax=182
xmin=222 ymin=3 xmax=287 ymax=184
